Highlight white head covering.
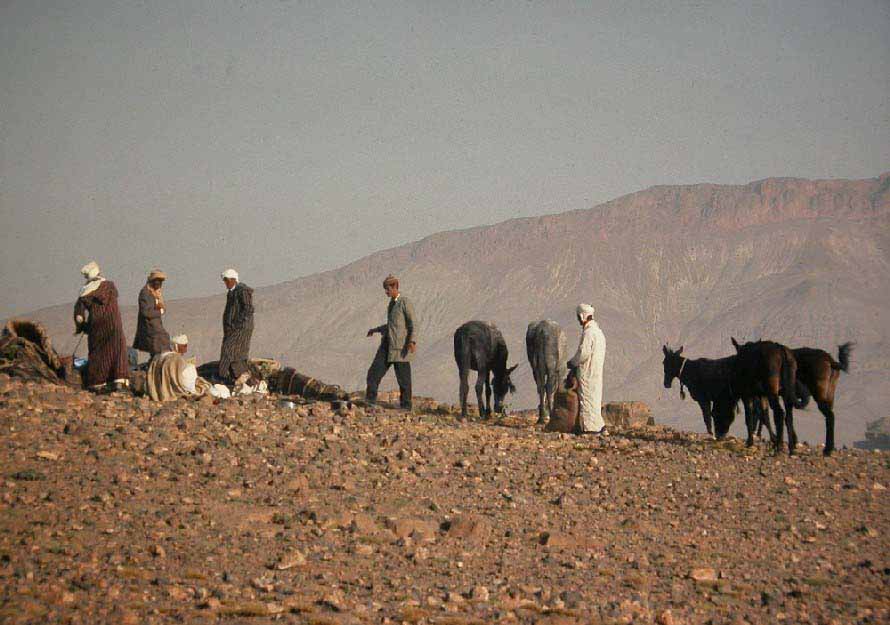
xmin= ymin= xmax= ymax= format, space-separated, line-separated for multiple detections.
xmin=576 ymin=303 xmax=595 ymax=321
xmin=221 ymin=268 xmax=239 ymax=281
xmin=171 ymin=334 xmax=188 ymax=346
xmin=81 ymin=261 xmax=101 ymax=281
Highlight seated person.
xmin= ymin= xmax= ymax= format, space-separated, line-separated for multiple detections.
xmin=147 ymin=335 xmax=227 ymax=401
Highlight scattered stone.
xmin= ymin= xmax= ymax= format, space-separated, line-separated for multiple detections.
xmin=688 ymin=568 xmax=717 ymax=582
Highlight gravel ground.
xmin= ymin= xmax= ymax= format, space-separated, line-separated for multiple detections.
xmin=0 ymin=376 xmax=887 ymax=625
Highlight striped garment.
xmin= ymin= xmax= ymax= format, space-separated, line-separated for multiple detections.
xmin=218 ymin=282 xmax=254 ymax=380
xmin=74 ymin=280 xmax=129 ymax=387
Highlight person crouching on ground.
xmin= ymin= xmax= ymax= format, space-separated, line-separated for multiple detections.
xmin=568 ymin=303 xmax=607 ymax=435
xmin=218 ymin=268 xmax=254 ymax=383
xmin=147 ymin=334 xmax=213 ymax=401
xmin=365 ymin=274 xmax=416 ymax=410
xmin=73 ymin=261 xmax=130 ymax=392
xmin=133 ymin=268 xmax=171 ymax=360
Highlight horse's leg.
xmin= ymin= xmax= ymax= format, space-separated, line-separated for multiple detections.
xmin=768 ymin=393 xmax=785 ymax=455
xmin=699 ymin=401 xmax=713 ymax=437
xmin=783 ymin=395 xmax=797 ymax=455
xmin=536 ymin=373 xmax=547 ymax=424
xmin=742 ymin=398 xmax=755 ymax=447
xmin=754 ymin=398 xmax=764 ymax=438
xmin=459 ymin=368 xmax=470 ymax=420
xmin=545 ymin=372 xmax=558 ymax=423
xmin=475 ymin=370 xmax=487 ymax=419
xmin=759 ymin=397 xmax=777 ymax=444
xmin=817 ymin=400 xmax=835 ymax=456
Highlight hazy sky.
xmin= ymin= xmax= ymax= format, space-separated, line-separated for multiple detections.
xmin=2 ymin=0 xmax=888 ymax=318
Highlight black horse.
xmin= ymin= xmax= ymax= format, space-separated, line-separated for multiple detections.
xmin=728 ymin=338 xmax=799 ymax=455
xmin=730 ymin=340 xmax=853 ymax=456
xmin=454 ymin=321 xmax=517 ymax=419
xmin=661 ymin=345 xmax=737 ymax=438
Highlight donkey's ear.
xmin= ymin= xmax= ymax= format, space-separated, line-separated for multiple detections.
xmin=678 ymin=346 xmax=684 ymax=355
xmin=662 ymin=345 xmax=669 ymax=356
xmin=731 ymin=337 xmax=739 ymax=349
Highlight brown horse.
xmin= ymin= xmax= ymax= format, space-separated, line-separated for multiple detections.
xmin=730 ymin=338 xmax=799 ymax=455
xmin=785 ymin=344 xmax=853 ymax=456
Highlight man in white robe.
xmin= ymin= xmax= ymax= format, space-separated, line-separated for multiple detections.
xmin=568 ymin=303 xmax=607 ymax=434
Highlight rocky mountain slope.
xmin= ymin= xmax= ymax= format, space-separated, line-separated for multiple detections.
xmin=21 ymin=172 xmax=890 ymax=445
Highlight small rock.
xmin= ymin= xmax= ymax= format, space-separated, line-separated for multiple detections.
xmin=688 ymin=568 xmax=717 ymax=582
xmin=471 ymin=585 xmax=490 ymax=601
xmin=274 ymin=550 xmax=307 ymax=570
xmin=251 ymin=577 xmax=274 ymax=592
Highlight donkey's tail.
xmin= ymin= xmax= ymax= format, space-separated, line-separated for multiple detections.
xmin=833 ymin=342 xmax=854 ymax=373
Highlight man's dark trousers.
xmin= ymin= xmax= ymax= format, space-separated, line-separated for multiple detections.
xmin=366 ymin=339 xmax=412 ymax=408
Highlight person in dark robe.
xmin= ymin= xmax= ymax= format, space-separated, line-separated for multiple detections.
xmin=218 ymin=268 xmax=254 ymax=382
xmin=133 ymin=268 xmax=171 ymax=359
xmin=73 ymin=261 xmax=129 ymax=391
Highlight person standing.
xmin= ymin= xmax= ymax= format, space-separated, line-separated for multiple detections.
xmin=568 ymin=303 xmax=606 ymax=434
xmin=218 ymin=268 xmax=254 ymax=382
xmin=366 ymin=274 xmax=416 ymax=409
xmin=73 ymin=261 xmax=129 ymax=391
xmin=133 ymin=269 xmax=171 ymax=359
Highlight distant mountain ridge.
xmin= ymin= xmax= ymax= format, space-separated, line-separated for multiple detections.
xmin=22 ymin=172 xmax=890 ymax=445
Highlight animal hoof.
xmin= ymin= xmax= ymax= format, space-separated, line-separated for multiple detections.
xmin=823 ymin=448 xmax=833 ymax=457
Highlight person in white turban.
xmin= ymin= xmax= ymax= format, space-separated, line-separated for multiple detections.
xmin=73 ymin=261 xmax=130 ymax=391
xmin=146 ymin=332 xmax=215 ymax=401
xmin=218 ymin=268 xmax=254 ymax=382
xmin=567 ymin=303 xmax=607 ymax=434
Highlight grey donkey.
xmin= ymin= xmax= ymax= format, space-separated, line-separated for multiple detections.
xmin=526 ymin=320 xmax=567 ymax=424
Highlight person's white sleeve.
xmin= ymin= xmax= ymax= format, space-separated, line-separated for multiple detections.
xmin=181 ymin=363 xmax=198 ymax=394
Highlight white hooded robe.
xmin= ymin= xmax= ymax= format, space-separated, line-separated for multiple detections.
xmin=569 ymin=317 xmax=606 ymax=432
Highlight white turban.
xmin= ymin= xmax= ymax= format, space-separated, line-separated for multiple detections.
xmin=81 ymin=261 xmax=101 ymax=281
xmin=221 ymin=268 xmax=239 ymax=281
xmin=171 ymin=334 xmax=188 ymax=346
xmin=576 ymin=303 xmax=595 ymax=321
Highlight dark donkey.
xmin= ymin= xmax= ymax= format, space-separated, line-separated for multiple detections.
xmin=454 ymin=321 xmax=517 ymax=419
xmin=734 ymin=340 xmax=853 ymax=456
xmin=661 ymin=345 xmax=741 ymax=438
xmin=729 ymin=339 xmax=799 ymax=455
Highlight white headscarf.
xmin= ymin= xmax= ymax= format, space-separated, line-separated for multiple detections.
xmin=576 ymin=303 xmax=595 ymax=322
xmin=171 ymin=334 xmax=188 ymax=346
xmin=81 ymin=261 xmax=100 ymax=281
xmin=79 ymin=261 xmax=105 ymax=297
xmin=221 ymin=268 xmax=239 ymax=281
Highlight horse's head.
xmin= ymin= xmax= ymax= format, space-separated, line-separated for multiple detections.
xmin=662 ymin=345 xmax=684 ymax=389
xmin=493 ymin=364 xmax=518 ymax=413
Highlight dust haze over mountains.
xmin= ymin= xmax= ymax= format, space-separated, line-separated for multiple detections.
xmin=22 ymin=172 xmax=890 ymax=446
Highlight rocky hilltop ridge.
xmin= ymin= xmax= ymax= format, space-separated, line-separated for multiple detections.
xmin=0 ymin=375 xmax=888 ymax=624
xmin=20 ymin=171 xmax=890 ymax=445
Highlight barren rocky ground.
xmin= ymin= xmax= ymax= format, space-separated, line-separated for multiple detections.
xmin=0 ymin=376 xmax=888 ymax=625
